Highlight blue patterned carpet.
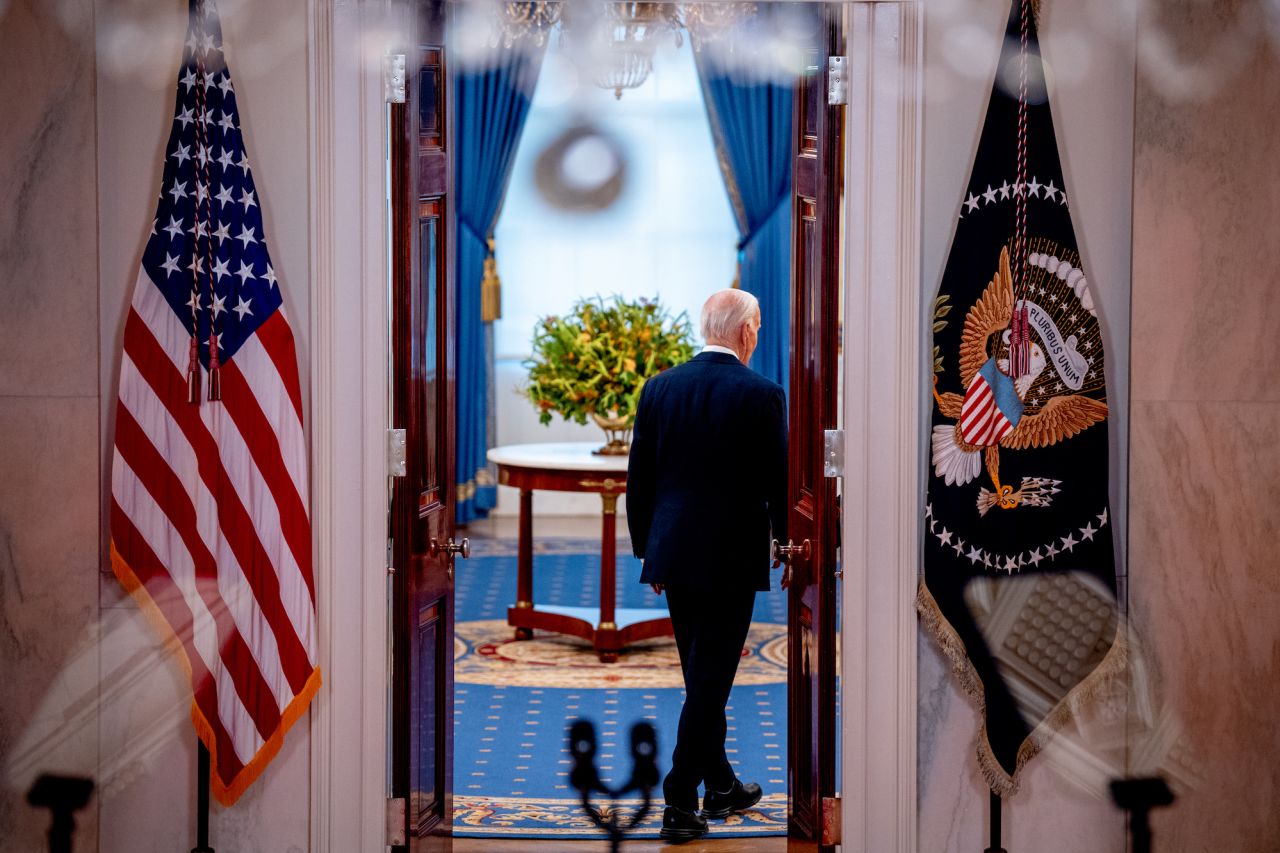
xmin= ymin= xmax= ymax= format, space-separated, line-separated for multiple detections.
xmin=453 ymin=539 xmax=789 ymax=838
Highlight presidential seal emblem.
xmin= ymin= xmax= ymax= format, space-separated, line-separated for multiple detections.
xmin=931 ymin=244 xmax=1108 ymax=516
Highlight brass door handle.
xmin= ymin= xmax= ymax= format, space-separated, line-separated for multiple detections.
xmin=772 ymin=538 xmax=812 ymax=563
xmin=430 ymin=537 xmax=470 ymax=559
xmin=431 ymin=537 xmax=469 ymax=582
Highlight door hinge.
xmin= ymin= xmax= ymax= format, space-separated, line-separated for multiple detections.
xmin=386 ymin=796 xmax=406 ymax=845
xmin=823 ymin=429 xmax=844 ymax=478
xmin=388 ymin=428 xmax=407 ymax=477
xmin=827 ymin=55 xmax=848 ymax=105
xmin=822 ymin=794 xmax=842 ymax=846
xmin=384 ymin=53 xmax=406 ymax=104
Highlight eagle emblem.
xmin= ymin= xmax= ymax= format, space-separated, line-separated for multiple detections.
xmin=932 ymin=244 xmax=1108 ymax=514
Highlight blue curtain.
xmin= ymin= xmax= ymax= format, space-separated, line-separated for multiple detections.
xmin=455 ymin=49 xmax=543 ymax=524
xmin=694 ymin=55 xmax=794 ymax=394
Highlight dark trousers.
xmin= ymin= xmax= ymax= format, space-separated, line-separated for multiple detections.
xmin=662 ymin=583 xmax=756 ymax=811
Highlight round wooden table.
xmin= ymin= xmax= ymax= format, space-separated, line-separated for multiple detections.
xmin=487 ymin=442 xmax=673 ymax=662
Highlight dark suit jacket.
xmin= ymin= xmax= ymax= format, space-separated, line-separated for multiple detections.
xmin=626 ymin=351 xmax=788 ymax=592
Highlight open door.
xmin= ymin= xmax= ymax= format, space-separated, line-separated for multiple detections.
xmin=786 ymin=5 xmax=843 ymax=851
xmin=391 ymin=1 xmax=461 ymax=851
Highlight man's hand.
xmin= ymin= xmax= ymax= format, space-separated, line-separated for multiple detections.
xmin=774 ymin=558 xmax=792 ymax=590
xmin=650 ymin=583 xmax=664 ymax=596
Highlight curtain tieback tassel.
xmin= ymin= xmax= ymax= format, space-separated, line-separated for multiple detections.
xmin=481 ymin=236 xmax=502 ymax=323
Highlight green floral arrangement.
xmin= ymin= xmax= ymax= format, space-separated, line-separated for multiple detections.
xmin=524 ymin=294 xmax=695 ymax=426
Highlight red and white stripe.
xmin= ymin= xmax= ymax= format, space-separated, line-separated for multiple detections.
xmin=960 ymin=371 xmax=1014 ymax=447
xmin=110 ymin=266 xmax=318 ymax=803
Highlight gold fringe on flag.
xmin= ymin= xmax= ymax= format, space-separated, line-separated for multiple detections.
xmin=915 ymin=579 xmax=1130 ymax=796
xmin=480 ymin=235 xmax=502 ymax=322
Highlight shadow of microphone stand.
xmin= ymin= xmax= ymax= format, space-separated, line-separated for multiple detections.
xmin=569 ymin=719 xmax=659 ymax=853
xmin=26 ymin=775 xmax=93 ymax=853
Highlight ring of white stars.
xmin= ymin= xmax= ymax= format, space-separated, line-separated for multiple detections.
xmin=925 ymin=503 xmax=1109 ymax=574
xmin=961 ymin=176 xmax=1067 ymax=218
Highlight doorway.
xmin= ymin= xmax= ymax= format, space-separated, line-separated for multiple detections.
xmin=386 ymin=3 xmax=846 ymax=849
xmin=306 ymin=2 xmax=923 ymax=850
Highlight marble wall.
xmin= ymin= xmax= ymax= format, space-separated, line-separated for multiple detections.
xmin=917 ymin=0 xmax=1135 ymax=849
xmin=0 ymin=0 xmax=103 ymax=849
xmin=0 ymin=0 xmax=312 ymax=849
xmin=1129 ymin=1 xmax=1280 ymax=849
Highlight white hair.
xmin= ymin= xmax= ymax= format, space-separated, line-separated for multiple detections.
xmin=700 ymin=289 xmax=759 ymax=345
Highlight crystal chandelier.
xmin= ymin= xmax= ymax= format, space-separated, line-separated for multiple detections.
xmin=496 ymin=2 xmax=757 ymax=98
xmin=497 ymin=1 xmax=562 ymax=48
xmin=593 ymin=2 xmax=683 ymax=99
xmin=681 ymin=2 xmax=756 ymax=53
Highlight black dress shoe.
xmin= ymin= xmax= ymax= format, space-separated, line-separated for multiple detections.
xmin=659 ymin=805 xmax=709 ymax=842
xmin=702 ymin=779 xmax=763 ymax=819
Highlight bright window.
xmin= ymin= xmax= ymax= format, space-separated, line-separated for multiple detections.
xmin=492 ymin=33 xmax=738 ymax=512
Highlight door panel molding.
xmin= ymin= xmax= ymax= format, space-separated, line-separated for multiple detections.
xmin=391 ymin=3 xmax=455 ymax=849
xmin=839 ymin=2 xmax=922 ymax=852
xmin=787 ymin=7 xmax=841 ymax=845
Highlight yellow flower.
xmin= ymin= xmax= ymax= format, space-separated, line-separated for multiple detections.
xmin=623 ymin=358 xmax=636 ymax=373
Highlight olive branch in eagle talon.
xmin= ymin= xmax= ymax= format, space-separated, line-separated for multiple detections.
xmin=931 ymin=246 xmax=1108 ymax=514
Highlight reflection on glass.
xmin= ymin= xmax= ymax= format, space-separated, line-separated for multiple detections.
xmin=420 ymin=64 xmax=440 ymax=139
xmin=419 ymin=217 xmax=439 ymax=495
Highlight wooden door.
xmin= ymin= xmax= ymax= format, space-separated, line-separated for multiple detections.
xmin=391 ymin=2 xmax=459 ymax=851
xmin=786 ymin=5 xmax=843 ymax=851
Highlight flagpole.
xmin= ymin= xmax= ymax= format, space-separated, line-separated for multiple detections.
xmin=192 ymin=740 xmax=215 ymax=853
xmin=984 ymin=790 xmax=1007 ymax=853
xmin=187 ymin=7 xmax=216 ymax=848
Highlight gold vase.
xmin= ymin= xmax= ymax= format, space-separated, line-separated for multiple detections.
xmin=591 ymin=413 xmax=633 ymax=456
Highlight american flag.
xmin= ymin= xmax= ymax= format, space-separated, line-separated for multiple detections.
xmin=109 ymin=0 xmax=319 ymax=806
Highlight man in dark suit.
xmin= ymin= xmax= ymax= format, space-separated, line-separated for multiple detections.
xmin=626 ymin=288 xmax=789 ymax=841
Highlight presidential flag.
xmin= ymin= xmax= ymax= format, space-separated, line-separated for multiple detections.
xmin=917 ymin=0 xmax=1121 ymax=795
xmin=109 ymin=0 xmax=319 ymax=805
